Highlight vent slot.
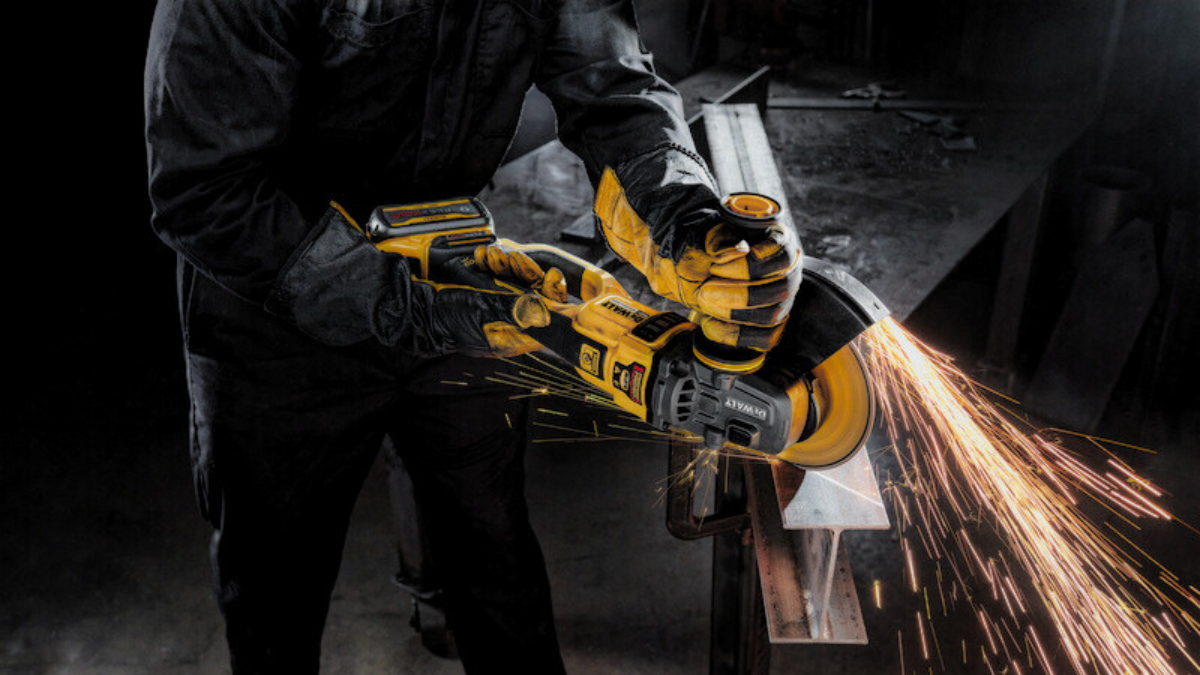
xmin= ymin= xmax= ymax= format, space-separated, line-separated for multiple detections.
xmin=672 ymin=378 xmax=697 ymax=424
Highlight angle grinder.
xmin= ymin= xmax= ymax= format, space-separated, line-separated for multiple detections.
xmin=365 ymin=197 xmax=889 ymax=469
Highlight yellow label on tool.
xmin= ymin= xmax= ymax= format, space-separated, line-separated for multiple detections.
xmin=579 ymin=344 xmax=602 ymax=377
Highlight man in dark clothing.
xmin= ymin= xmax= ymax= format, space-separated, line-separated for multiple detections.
xmin=145 ymin=0 xmax=802 ymax=672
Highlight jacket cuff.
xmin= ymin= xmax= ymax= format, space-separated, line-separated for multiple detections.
xmin=265 ymin=206 xmax=412 ymax=347
xmin=612 ymin=143 xmax=722 ymax=261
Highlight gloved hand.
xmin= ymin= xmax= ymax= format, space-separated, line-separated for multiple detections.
xmin=593 ymin=167 xmax=803 ymax=351
xmin=266 ymin=204 xmax=550 ymax=358
xmin=473 ymin=244 xmax=570 ymax=303
xmin=408 ymin=280 xmax=551 ymax=358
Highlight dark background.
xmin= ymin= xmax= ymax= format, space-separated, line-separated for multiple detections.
xmin=5 ymin=1 xmax=1198 ymax=672
xmin=15 ymin=1 xmax=1199 ymax=436
xmin=14 ymin=2 xmax=181 ymax=419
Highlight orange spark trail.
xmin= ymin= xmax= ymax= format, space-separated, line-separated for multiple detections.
xmin=862 ymin=317 xmax=1197 ymax=675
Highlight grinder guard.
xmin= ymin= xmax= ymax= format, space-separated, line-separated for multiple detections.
xmin=770 ymin=257 xmax=890 ymax=373
xmin=763 ymin=257 xmax=887 ymax=468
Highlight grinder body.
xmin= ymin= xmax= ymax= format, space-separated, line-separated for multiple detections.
xmin=366 ymin=197 xmax=887 ymax=469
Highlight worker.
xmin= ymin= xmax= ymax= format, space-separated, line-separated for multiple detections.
xmin=144 ymin=1 xmax=802 ymax=673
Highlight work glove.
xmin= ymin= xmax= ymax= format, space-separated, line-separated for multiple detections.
xmin=593 ymin=165 xmax=803 ymax=352
xmin=266 ymin=204 xmax=550 ymax=358
xmin=408 ymin=280 xmax=551 ymax=358
xmin=473 ymin=244 xmax=570 ymax=303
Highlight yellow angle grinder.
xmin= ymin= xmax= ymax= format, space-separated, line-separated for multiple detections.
xmin=366 ymin=196 xmax=889 ymax=470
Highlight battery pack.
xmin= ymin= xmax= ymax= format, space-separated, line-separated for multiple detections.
xmin=366 ymin=198 xmax=493 ymax=243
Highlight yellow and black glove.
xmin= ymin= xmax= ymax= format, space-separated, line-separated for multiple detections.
xmin=407 ymin=280 xmax=551 ymax=358
xmin=593 ymin=167 xmax=802 ymax=352
xmin=267 ymin=205 xmax=550 ymax=358
xmin=473 ymin=245 xmax=570 ymax=303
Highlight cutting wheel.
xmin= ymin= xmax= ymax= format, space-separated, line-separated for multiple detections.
xmin=777 ymin=343 xmax=875 ymax=470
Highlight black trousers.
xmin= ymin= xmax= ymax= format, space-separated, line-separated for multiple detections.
xmin=180 ymin=262 xmax=565 ymax=674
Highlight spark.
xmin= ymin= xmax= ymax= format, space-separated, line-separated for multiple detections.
xmin=507 ymin=387 xmax=550 ymax=400
xmin=482 ymin=355 xmax=690 ymax=449
xmin=906 ymin=540 xmax=919 ymax=592
xmin=1109 ymin=459 xmax=1164 ymax=496
xmin=916 ymin=611 xmax=930 ymax=660
xmin=935 ymin=564 xmax=948 ymax=616
xmin=982 ymin=645 xmax=997 ymax=675
xmin=862 ymin=317 xmax=1194 ymax=675
xmin=928 ymin=611 xmax=946 ymax=670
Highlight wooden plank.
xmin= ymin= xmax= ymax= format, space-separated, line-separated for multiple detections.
xmin=1025 ymin=219 xmax=1159 ymax=431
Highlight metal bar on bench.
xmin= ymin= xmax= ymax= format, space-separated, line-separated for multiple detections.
xmin=702 ymin=102 xmax=891 ymax=646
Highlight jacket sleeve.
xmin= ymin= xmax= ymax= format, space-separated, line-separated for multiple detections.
xmin=145 ymin=0 xmax=316 ymax=302
xmin=535 ymin=0 xmax=721 ymax=259
xmin=144 ymin=0 xmax=415 ymax=347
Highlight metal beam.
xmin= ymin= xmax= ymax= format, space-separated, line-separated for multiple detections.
xmin=700 ymin=102 xmax=891 ymax=647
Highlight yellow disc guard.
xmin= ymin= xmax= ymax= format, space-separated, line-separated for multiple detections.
xmin=777 ymin=344 xmax=875 ymax=470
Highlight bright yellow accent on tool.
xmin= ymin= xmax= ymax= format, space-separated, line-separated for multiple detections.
xmin=777 ymin=344 xmax=874 ymax=469
xmin=382 ymin=199 xmax=478 ymax=224
xmin=497 ymin=241 xmax=630 ymax=301
xmin=559 ymin=292 xmax=692 ymax=418
xmin=374 ymin=223 xmax=496 ymax=279
xmin=723 ymin=193 xmax=780 ymax=219
xmin=719 ymin=344 xmax=873 ymax=469
xmin=690 ymin=342 xmax=765 ymax=373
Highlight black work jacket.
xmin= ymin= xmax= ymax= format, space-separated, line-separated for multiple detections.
xmin=145 ymin=0 xmax=715 ymax=317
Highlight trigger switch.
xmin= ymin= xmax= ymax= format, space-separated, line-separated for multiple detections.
xmin=726 ymin=421 xmax=759 ymax=448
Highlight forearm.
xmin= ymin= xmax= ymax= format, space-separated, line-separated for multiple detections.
xmin=145 ymin=0 xmax=320 ymax=304
xmin=536 ymin=0 xmax=720 ymax=256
